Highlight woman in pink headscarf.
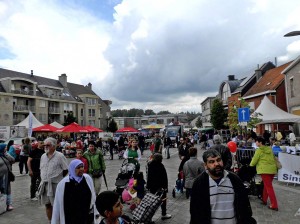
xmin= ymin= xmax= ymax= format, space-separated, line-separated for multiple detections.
xmin=51 ymin=159 xmax=98 ymax=224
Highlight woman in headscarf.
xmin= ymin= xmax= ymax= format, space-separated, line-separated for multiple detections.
xmin=51 ymin=159 xmax=97 ymax=224
xmin=0 ymin=143 xmax=15 ymax=211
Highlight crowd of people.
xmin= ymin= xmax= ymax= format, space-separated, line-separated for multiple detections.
xmin=0 ymin=127 xmax=288 ymax=223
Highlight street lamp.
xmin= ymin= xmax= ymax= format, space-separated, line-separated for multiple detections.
xmin=284 ymin=31 xmax=300 ymax=37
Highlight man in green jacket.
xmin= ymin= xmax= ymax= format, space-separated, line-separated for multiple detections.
xmin=83 ymin=142 xmax=106 ymax=195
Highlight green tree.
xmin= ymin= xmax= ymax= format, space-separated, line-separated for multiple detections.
xmin=64 ymin=111 xmax=77 ymax=126
xmin=144 ymin=109 xmax=156 ymax=115
xmin=195 ymin=117 xmax=202 ymax=128
xmin=211 ymin=98 xmax=227 ymax=130
xmin=157 ymin=110 xmax=171 ymax=115
xmin=107 ymin=118 xmax=118 ymax=132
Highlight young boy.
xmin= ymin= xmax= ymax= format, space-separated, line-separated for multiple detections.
xmin=96 ymin=191 xmax=131 ymax=224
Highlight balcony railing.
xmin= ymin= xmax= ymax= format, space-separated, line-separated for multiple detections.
xmin=49 ymin=107 xmax=60 ymax=113
xmin=11 ymin=89 xmax=34 ymax=96
xmin=13 ymin=105 xmax=35 ymax=112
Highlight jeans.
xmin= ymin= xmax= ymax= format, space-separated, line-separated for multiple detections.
xmin=19 ymin=155 xmax=28 ymax=174
xmin=166 ymin=146 xmax=170 ymax=158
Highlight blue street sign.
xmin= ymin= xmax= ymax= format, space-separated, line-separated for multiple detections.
xmin=238 ymin=107 xmax=250 ymax=122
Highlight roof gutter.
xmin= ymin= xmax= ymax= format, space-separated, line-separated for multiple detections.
xmin=242 ymin=90 xmax=276 ymax=100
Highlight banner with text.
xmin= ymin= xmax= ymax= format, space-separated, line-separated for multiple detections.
xmin=278 ymin=153 xmax=300 ymax=184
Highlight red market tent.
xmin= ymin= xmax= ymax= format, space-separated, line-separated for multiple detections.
xmin=33 ymin=124 xmax=59 ymax=132
xmin=84 ymin=125 xmax=104 ymax=132
xmin=56 ymin=122 xmax=89 ymax=133
xmin=116 ymin=127 xmax=139 ymax=133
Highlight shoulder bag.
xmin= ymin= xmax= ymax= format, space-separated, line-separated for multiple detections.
xmin=1 ymin=156 xmax=15 ymax=182
xmin=274 ymin=155 xmax=282 ymax=169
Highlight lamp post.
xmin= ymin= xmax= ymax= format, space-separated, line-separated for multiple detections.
xmin=284 ymin=31 xmax=300 ymax=37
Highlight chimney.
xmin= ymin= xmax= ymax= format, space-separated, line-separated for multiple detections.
xmin=31 ymin=70 xmax=33 ymax=76
xmin=59 ymin=74 xmax=67 ymax=87
xmin=228 ymin=75 xmax=235 ymax=81
xmin=255 ymin=69 xmax=262 ymax=80
xmin=87 ymin=82 xmax=92 ymax=90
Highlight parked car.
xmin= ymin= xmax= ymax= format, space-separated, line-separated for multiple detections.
xmin=4 ymin=137 xmax=37 ymax=161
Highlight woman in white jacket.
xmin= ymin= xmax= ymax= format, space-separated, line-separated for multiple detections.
xmin=51 ymin=159 xmax=97 ymax=224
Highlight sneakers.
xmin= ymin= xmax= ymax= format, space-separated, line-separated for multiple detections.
xmin=31 ymin=197 xmax=38 ymax=201
xmin=7 ymin=205 xmax=14 ymax=211
xmin=161 ymin=214 xmax=172 ymax=220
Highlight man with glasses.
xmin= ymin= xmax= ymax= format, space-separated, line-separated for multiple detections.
xmin=38 ymin=137 xmax=68 ymax=223
xmin=190 ymin=149 xmax=256 ymax=224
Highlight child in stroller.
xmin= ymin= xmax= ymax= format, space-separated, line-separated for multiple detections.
xmin=115 ymin=159 xmax=136 ymax=198
xmin=172 ymin=171 xmax=184 ymax=198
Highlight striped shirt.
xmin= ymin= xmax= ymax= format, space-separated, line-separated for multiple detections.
xmin=209 ymin=170 xmax=236 ymax=224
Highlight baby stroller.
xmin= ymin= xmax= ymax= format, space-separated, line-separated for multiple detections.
xmin=172 ymin=171 xmax=184 ymax=198
xmin=235 ymin=148 xmax=263 ymax=198
xmin=115 ymin=159 xmax=136 ymax=199
xmin=118 ymin=149 xmax=125 ymax=159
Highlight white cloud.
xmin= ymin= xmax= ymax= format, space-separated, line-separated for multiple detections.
xmin=1 ymin=0 xmax=300 ymax=113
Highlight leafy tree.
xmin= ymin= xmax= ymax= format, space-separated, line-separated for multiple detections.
xmin=157 ymin=110 xmax=171 ymax=115
xmin=107 ymin=118 xmax=118 ymax=132
xmin=227 ymin=98 xmax=262 ymax=136
xmin=64 ymin=111 xmax=77 ymax=126
xmin=195 ymin=117 xmax=202 ymax=128
xmin=144 ymin=109 xmax=156 ymax=115
xmin=211 ymin=98 xmax=227 ymax=130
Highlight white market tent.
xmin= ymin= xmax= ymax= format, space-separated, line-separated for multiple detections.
xmin=15 ymin=114 xmax=44 ymax=128
xmin=253 ymin=96 xmax=300 ymax=124
xmin=50 ymin=121 xmax=64 ymax=128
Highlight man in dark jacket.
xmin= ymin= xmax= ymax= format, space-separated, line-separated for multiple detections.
xmin=190 ymin=149 xmax=256 ymax=224
xmin=147 ymin=153 xmax=171 ymax=220
xmin=210 ymin=134 xmax=232 ymax=170
xmin=178 ymin=137 xmax=191 ymax=171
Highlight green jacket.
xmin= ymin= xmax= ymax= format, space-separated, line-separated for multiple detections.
xmin=250 ymin=145 xmax=277 ymax=174
xmin=83 ymin=149 xmax=106 ymax=174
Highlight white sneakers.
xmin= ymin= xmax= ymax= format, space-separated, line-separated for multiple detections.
xmin=161 ymin=214 xmax=172 ymax=220
xmin=30 ymin=197 xmax=38 ymax=201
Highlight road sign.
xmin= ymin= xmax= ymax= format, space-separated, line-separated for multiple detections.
xmin=238 ymin=107 xmax=250 ymax=122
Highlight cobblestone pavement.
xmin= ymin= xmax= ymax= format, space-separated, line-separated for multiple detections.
xmin=1 ymin=144 xmax=300 ymax=224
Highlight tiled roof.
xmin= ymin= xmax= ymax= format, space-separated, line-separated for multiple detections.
xmin=0 ymin=68 xmax=98 ymax=101
xmin=243 ymin=61 xmax=292 ymax=97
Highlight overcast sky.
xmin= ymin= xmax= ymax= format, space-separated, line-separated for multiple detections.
xmin=1 ymin=0 xmax=300 ymax=113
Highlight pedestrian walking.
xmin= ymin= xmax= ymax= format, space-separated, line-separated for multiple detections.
xmin=51 ymin=159 xmax=97 ymax=224
xmin=190 ymin=149 xmax=256 ymax=224
xmin=38 ymin=137 xmax=68 ymax=222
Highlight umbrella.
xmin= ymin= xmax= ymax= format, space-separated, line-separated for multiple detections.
xmin=56 ymin=122 xmax=89 ymax=133
xmin=84 ymin=125 xmax=104 ymax=132
xmin=116 ymin=127 xmax=139 ymax=133
xmin=33 ymin=124 xmax=58 ymax=132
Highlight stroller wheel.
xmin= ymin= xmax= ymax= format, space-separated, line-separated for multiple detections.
xmin=172 ymin=189 xmax=175 ymax=198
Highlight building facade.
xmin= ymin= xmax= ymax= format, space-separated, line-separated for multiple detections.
xmin=0 ymin=69 xmax=111 ymax=130
xmin=200 ymin=97 xmax=215 ymax=128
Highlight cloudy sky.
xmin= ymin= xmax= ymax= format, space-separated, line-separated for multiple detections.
xmin=1 ymin=0 xmax=300 ymax=113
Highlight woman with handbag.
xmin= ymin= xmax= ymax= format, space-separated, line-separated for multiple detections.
xmin=0 ymin=143 xmax=15 ymax=212
xmin=123 ymin=139 xmax=141 ymax=173
xmin=250 ymin=137 xmax=278 ymax=211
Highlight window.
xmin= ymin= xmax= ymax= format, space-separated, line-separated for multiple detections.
xmin=39 ymin=100 xmax=46 ymax=108
xmin=89 ymin=120 xmax=96 ymax=126
xmin=86 ymin=98 xmax=97 ymax=106
xmin=88 ymin=109 xmax=95 ymax=117
xmin=81 ymin=108 xmax=84 ymax=116
xmin=39 ymin=114 xmax=47 ymax=122
xmin=64 ymin=103 xmax=73 ymax=111
xmin=290 ymin=78 xmax=294 ymax=98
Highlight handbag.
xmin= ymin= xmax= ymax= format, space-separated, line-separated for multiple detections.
xmin=91 ymin=169 xmax=103 ymax=178
xmin=274 ymin=156 xmax=282 ymax=169
xmin=1 ymin=156 xmax=15 ymax=182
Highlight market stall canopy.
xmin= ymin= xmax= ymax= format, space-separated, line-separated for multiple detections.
xmin=116 ymin=127 xmax=139 ymax=132
xmin=84 ymin=125 xmax=103 ymax=132
xmin=33 ymin=124 xmax=58 ymax=132
xmin=56 ymin=122 xmax=89 ymax=133
xmin=143 ymin=123 xmax=165 ymax=129
xmin=15 ymin=114 xmax=44 ymax=128
xmin=253 ymin=96 xmax=300 ymax=124
xmin=50 ymin=121 xmax=64 ymax=129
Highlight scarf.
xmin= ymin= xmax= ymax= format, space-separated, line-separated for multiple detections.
xmin=69 ymin=159 xmax=84 ymax=183
xmin=0 ymin=143 xmax=7 ymax=156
